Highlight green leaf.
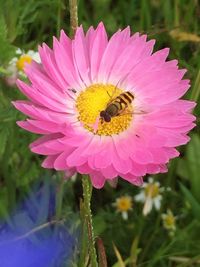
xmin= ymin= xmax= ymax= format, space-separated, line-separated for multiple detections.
xmin=93 ymin=213 xmax=107 ymax=236
xmin=0 ymin=127 xmax=9 ymax=157
xmin=0 ymin=7 xmax=17 ymax=64
xmin=0 ymin=187 xmax=9 ymax=218
xmin=179 ymin=182 xmax=200 ymax=220
xmin=129 ymin=235 xmax=140 ymax=266
xmin=177 ymin=134 xmax=200 ymax=202
xmin=190 ymin=69 xmax=200 ymax=102
xmin=0 ymin=13 xmax=7 ymax=39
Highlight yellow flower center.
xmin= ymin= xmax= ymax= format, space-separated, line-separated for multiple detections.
xmin=163 ymin=212 xmax=175 ymax=228
xmin=16 ymin=54 xmax=32 ymax=71
xmin=76 ymin=84 xmax=133 ymax=136
xmin=116 ymin=196 xmax=132 ymax=212
xmin=145 ymin=184 xmax=159 ymax=198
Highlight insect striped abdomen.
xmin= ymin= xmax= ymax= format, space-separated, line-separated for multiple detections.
xmin=101 ymin=91 xmax=134 ymax=122
xmin=113 ymin=92 xmax=134 ymax=109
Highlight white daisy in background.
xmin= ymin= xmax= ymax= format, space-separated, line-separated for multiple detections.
xmin=113 ymin=195 xmax=133 ymax=220
xmin=162 ymin=209 xmax=176 ymax=236
xmin=135 ymin=177 xmax=163 ymax=216
xmin=5 ymin=48 xmax=40 ymax=86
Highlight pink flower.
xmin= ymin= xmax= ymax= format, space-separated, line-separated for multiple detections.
xmin=13 ymin=22 xmax=196 ymax=189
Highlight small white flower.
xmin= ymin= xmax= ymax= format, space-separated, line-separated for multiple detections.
xmin=5 ymin=63 xmax=18 ymax=86
xmin=135 ymin=177 xmax=163 ymax=216
xmin=26 ymin=50 xmax=41 ymax=64
xmin=113 ymin=195 xmax=133 ymax=220
xmin=162 ymin=209 xmax=176 ymax=235
xmin=16 ymin=48 xmax=23 ymax=55
xmin=16 ymin=50 xmax=41 ymax=74
xmin=5 ymin=48 xmax=41 ymax=85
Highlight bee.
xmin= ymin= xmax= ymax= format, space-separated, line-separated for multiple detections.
xmin=100 ymin=91 xmax=134 ymax=123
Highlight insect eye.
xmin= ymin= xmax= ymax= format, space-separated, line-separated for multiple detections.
xmin=105 ymin=114 xmax=111 ymax=122
xmin=100 ymin=111 xmax=106 ymax=117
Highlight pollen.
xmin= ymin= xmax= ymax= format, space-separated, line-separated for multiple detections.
xmin=76 ymin=84 xmax=133 ymax=136
xmin=16 ymin=54 xmax=32 ymax=71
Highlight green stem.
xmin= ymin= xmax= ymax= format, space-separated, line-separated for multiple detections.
xmin=57 ymin=0 xmax=62 ymax=37
xmin=174 ymin=0 xmax=180 ymax=28
xmin=69 ymin=0 xmax=78 ymax=38
xmin=79 ymin=199 xmax=89 ymax=267
xmin=82 ymin=175 xmax=98 ymax=267
xmin=56 ymin=174 xmax=65 ymax=220
xmin=190 ymin=69 xmax=200 ymax=102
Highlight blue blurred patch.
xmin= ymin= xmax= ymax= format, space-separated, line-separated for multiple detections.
xmin=0 ymin=178 xmax=76 ymax=267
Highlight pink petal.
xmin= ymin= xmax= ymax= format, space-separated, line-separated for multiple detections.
xmin=12 ymin=101 xmax=73 ymax=122
xmin=25 ymin=119 xmax=68 ymax=134
xmin=72 ymin=26 xmax=91 ymax=86
xmin=90 ymin=172 xmax=106 ymax=189
xmin=98 ymin=29 xmax=130 ymax=83
xmin=42 ymin=155 xmax=59 ymax=168
xmin=30 ymin=133 xmax=63 ymax=153
xmin=121 ymin=173 xmax=143 ymax=186
xmin=25 ymin=63 xmax=68 ymax=103
xmin=16 ymin=80 xmax=67 ymax=112
xmin=54 ymin=151 xmax=74 ymax=170
xmin=17 ymin=120 xmax=51 ymax=134
xmin=53 ymin=36 xmax=83 ymax=90
xmin=66 ymin=136 xmax=93 ymax=167
xmin=100 ymin=165 xmax=118 ymax=179
xmin=38 ymin=44 xmax=68 ymax=90
xmin=108 ymin=37 xmax=155 ymax=84
xmin=89 ymin=22 xmax=108 ymax=81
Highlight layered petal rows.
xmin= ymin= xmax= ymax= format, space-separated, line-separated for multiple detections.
xmin=13 ymin=22 xmax=196 ymax=188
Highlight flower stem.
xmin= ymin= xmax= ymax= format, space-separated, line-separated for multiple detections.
xmin=69 ymin=0 xmax=78 ymax=38
xmin=79 ymin=199 xmax=89 ymax=267
xmin=82 ymin=175 xmax=98 ymax=267
xmin=56 ymin=173 xmax=65 ymax=220
xmin=56 ymin=0 xmax=62 ymax=37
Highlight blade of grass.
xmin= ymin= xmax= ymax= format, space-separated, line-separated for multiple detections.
xmin=190 ymin=69 xmax=200 ymax=102
xmin=179 ymin=182 xmax=200 ymax=220
xmin=113 ymin=243 xmax=126 ymax=267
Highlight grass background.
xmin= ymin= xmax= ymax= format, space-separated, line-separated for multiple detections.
xmin=0 ymin=0 xmax=200 ymax=266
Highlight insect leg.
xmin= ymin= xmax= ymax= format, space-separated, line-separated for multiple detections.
xmin=106 ymin=90 xmax=112 ymax=98
xmin=119 ymin=110 xmax=147 ymax=116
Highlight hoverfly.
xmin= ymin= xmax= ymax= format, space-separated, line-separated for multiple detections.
xmin=100 ymin=91 xmax=135 ymax=123
xmin=90 ymin=86 xmax=146 ymax=133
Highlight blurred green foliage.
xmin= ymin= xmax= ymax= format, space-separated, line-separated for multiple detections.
xmin=0 ymin=0 xmax=200 ymax=266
